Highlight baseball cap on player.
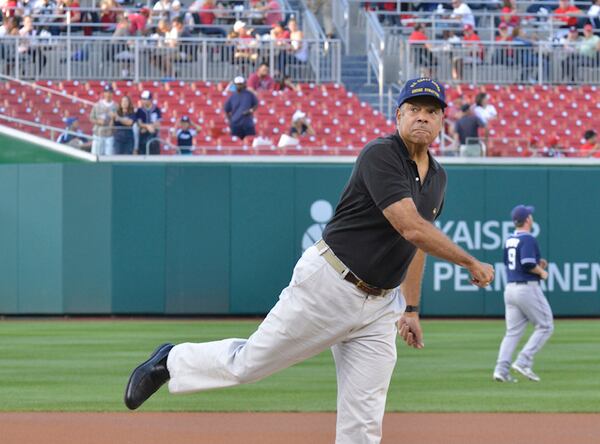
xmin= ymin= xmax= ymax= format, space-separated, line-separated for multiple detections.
xmin=397 ymin=78 xmax=447 ymax=109
xmin=511 ymin=205 xmax=535 ymax=224
xmin=141 ymin=90 xmax=152 ymax=100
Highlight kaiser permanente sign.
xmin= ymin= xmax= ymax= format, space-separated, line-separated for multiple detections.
xmin=416 ymin=161 xmax=600 ymax=316
xmin=432 ymin=219 xmax=600 ymax=293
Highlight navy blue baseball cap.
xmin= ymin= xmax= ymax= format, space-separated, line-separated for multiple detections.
xmin=397 ymin=78 xmax=447 ymax=109
xmin=511 ymin=205 xmax=534 ymax=223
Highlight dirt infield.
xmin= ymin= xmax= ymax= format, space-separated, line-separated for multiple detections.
xmin=2 ymin=412 xmax=599 ymax=444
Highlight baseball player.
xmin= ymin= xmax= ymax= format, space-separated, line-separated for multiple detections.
xmin=124 ymin=78 xmax=495 ymax=443
xmin=493 ymin=205 xmax=554 ymax=383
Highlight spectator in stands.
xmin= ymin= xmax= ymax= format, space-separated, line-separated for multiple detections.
xmin=18 ymin=15 xmax=48 ymax=74
xmin=579 ymin=22 xmax=600 ymax=59
xmin=255 ymin=0 xmax=283 ymax=28
xmin=561 ymin=25 xmax=582 ymax=82
xmin=283 ymin=17 xmax=308 ymax=74
xmin=474 ymin=92 xmax=498 ymax=125
xmin=99 ymin=0 xmax=120 ymax=33
xmin=512 ymin=26 xmax=539 ymax=82
xmin=32 ymin=0 xmax=56 ymax=21
xmin=193 ymin=0 xmax=226 ymax=37
xmin=247 ymin=62 xmax=274 ymax=93
xmin=2 ymin=0 xmax=21 ymax=18
xmin=289 ymin=110 xmax=315 ymax=137
xmin=107 ymin=14 xmax=133 ymax=77
xmin=493 ymin=22 xmax=513 ymax=65
xmin=588 ymin=0 xmax=600 ymax=29
xmin=229 ymin=20 xmax=259 ymax=65
xmin=270 ymin=21 xmax=290 ymax=73
xmin=454 ymin=103 xmax=486 ymax=156
xmin=135 ymin=90 xmax=162 ymax=155
xmin=307 ymin=0 xmax=334 ymax=38
xmin=450 ymin=0 xmax=475 ymax=28
xmin=89 ymin=84 xmax=118 ymax=156
xmin=578 ymin=129 xmax=600 ymax=157
xmin=544 ymin=134 xmax=565 ymax=157
xmin=553 ymin=0 xmax=582 ymax=27
xmin=446 ymin=92 xmax=465 ymax=123
xmin=55 ymin=0 xmax=81 ymax=33
xmin=499 ymin=0 xmax=520 ymax=31
xmin=176 ymin=115 xmax=202 ymax=154
xmin=409 ymin=23 xmax=436 ymax=77
xmin=57 ymin=116 xmax=92 ymax=150
xmin=452 ymin=24 xmax=483 ymax=81
xmin=147 ymin=18 xmax=171 ymax=75
xmin=153 ymin=0 xmax=180 ymax=23
xmin=111 ymin=95 xmax=136 ymax=155
xmin=164 ymin=15 xmax=193 ymax=73
xmin=224 ymin=76 xmax=258 ymax=140
xmin=127 ymin=7 xmax=150 ymax=36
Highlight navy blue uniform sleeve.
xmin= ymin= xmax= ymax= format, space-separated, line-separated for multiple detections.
xmin=224 ymin=96 xmax=232 ymax=114
xmin=251 ymin=92 xmax=258 ymax=108
xmin=156 ymin=107 xmax=162 ymax=119
xmin=358 ymin=145 xmax=412 ymax=211
xmin=519 ymin=236 xmax=538 ymax=267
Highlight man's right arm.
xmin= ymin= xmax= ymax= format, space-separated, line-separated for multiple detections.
xmin=383 ymin=198 xmax=494 ymax=287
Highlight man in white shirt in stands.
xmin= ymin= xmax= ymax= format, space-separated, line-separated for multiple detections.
xmin=451 ymin=0 xmax=475 ymax=28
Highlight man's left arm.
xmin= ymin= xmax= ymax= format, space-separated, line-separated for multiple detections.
xmin=398 ymin=249 xmax=426 ymax=350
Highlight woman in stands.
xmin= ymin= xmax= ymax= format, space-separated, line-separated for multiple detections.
xmin=112 ymin=95 xmax=136 ymax=155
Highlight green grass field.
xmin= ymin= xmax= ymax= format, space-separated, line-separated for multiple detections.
xmin=1 ymin=319 xmax=598 ymax=412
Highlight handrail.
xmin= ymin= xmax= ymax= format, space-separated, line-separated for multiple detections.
xmin=0 ymin=112 xmax=93 ymax=141
xmin=0 ymin=73 xmax=95 ymax=106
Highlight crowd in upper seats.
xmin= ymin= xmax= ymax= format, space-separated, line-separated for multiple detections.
xmin=368 ymin=0 xmax=600 ymax=82
xmin=0 ymin=0 xmax=290 ymax=38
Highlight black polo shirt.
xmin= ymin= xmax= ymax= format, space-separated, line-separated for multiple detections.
xmin=322 ymin=132 xmax=447 ymax=289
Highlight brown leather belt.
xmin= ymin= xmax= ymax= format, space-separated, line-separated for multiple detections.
xmin=315 ymin=239 xmax=392 ymax=297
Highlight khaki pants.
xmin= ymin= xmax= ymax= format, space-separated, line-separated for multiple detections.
xmin=167 ymin=245 xmax=405 ymax=444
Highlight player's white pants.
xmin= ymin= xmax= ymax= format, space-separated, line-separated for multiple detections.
xmin=91 ymin=136 xmax=114 ymax=156
xmin=495 ymin=282 xmax=554 ymax=375
xmin=167 ymin=245 xmax=405 ymax=444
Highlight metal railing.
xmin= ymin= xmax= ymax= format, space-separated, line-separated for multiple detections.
xmin=0 ymin=35 xmax=341 ymax=83
xmin=397 ymin=40 xmax=600 ymax=85
xmin=332 ymin=0 xmax=350 ymax=54
xmin=0 ymin=112 xmax=92 ymax=144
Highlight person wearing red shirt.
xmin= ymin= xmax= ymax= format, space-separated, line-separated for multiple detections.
xmin=500 ymin=0 xmax=520 ymax=29
xmin=258 ymin=0 xmax=283 ymax=27
xmin=554 ymin=0 xmax=582 ymax=27
xmin=579 ymin=130 xmax=600 ymax=157
xmin=247 ymin=62 xmax=275 ymax=93
xmin=196 ymin=0 xmax=226 ymax=37
xmin=409 ymin=24 xmax=435 ymax=76
xmin=493 ymin=22 xmax=513 ymax=64
xmin=463 ymin=24 xmax=484 ymax=58
xmin=128 ymin=7 xmax=149 ymax=35
xmin=453 ymin=24 xmax=483 ymax=81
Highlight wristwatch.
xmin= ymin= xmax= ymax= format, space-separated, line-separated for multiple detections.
xmin=405 ymin=305 xmax=419 ymax=313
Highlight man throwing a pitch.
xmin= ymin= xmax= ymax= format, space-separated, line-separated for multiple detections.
xmin=493 ymin=205 xmax=554 ymax=383
xmin=125 ymin=78 xmax=495 ymax=443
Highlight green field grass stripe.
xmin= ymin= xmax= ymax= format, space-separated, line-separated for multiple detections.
xmin=0 ymin=320 xmax=598 ymax=412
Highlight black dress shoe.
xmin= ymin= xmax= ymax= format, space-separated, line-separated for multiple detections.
xmin=124 ymin=343 xmax=174 ymax=410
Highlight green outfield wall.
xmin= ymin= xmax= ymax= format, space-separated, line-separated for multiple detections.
xmin=0 ymin=162 xmax=598 ymax=316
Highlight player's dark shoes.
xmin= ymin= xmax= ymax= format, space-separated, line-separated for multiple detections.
xmin=493 ymin=372 xmax=518 ymax=383
xmin=511 ymin=363 xmax=540 ymax=382
xmin=124 ymin=343 xmax=174 ymax=410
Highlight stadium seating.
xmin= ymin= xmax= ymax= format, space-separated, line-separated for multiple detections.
xmin=1 ymin=80 xmax=597 ymax=156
